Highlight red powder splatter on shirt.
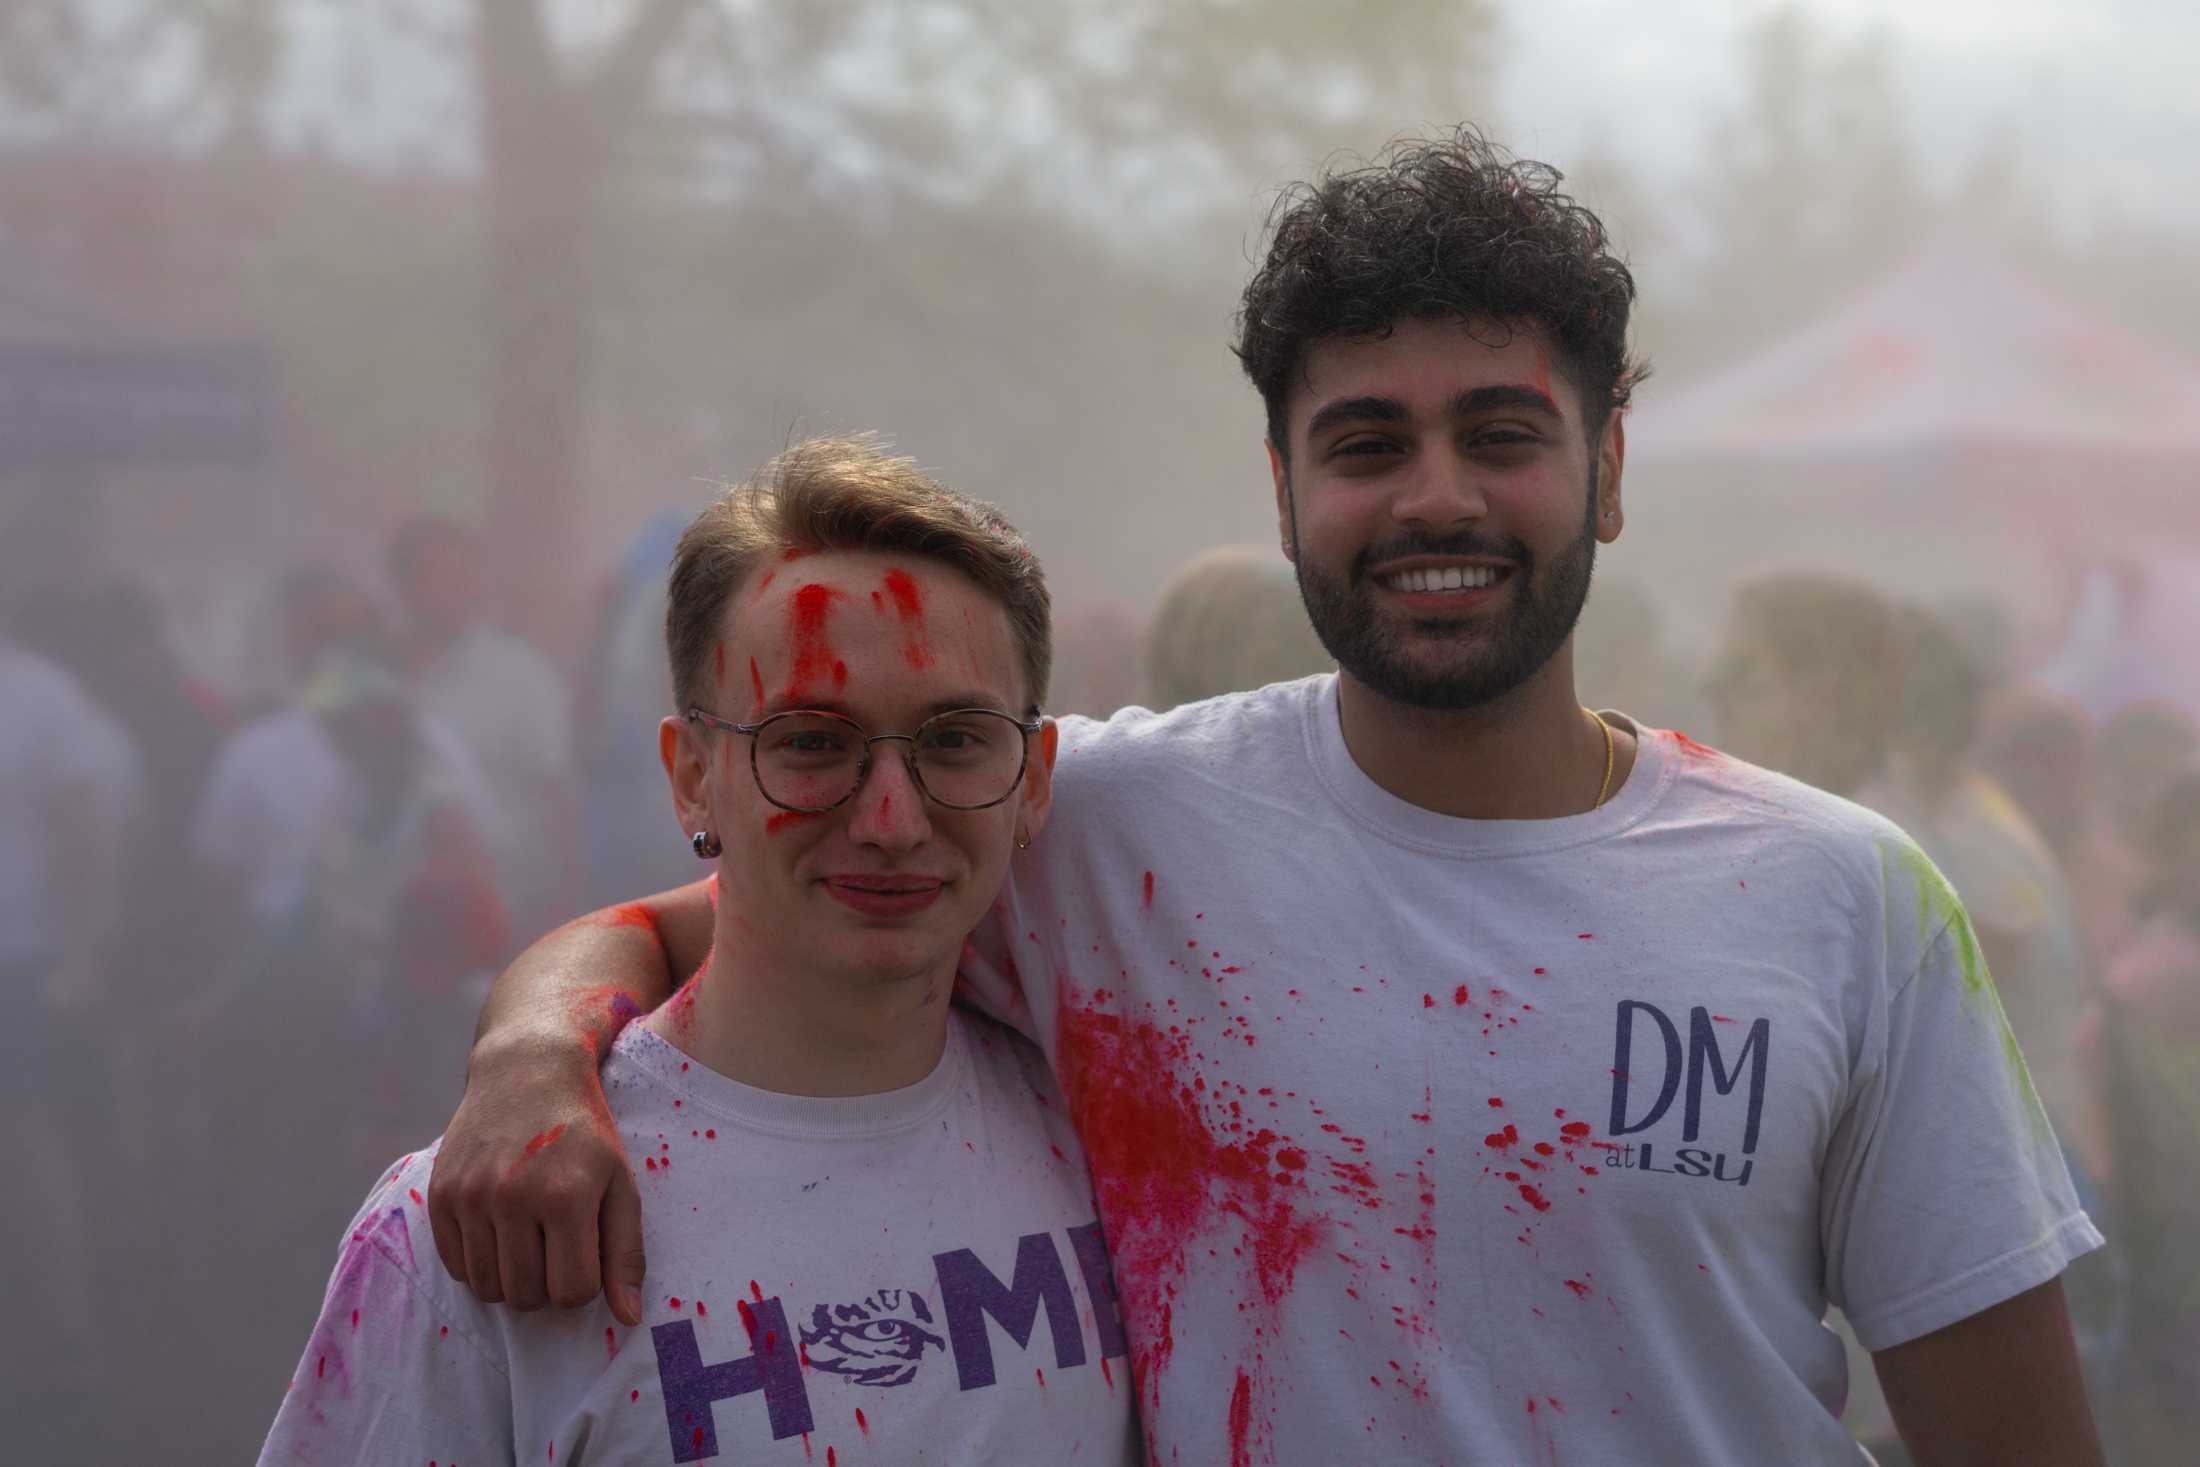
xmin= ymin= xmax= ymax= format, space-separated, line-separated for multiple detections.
xmin=881 ymin=568 xmax=933 ymax=669
xmin=409 ymin=1188 xmax=422 ymax=1206
xmin=827 ymin=1448 xmax=837 ymax=1467
xmin=1453 ymin=984 xmax=1470 ymax=1006
xmin=606 ymin=1326 xmax=619 ymax=1360
xmin=1563 ymin=1279 xmax=1592 ymax=1299
xmin=1422 ymin=993 xmax=1435 ymax=1008
xmin=1488 ymin=1097 xmax=1505 ymax=1108
xmin=1056 ymin=998 xmax=1327 ymax=1418
xmin=669 ymin=1296 xmax=683 ymax=1310
xmin=1711 ymin=1014 xmax=1738 ymax=1024
xmin=855 ymin=1408 xmax=869 ymax=1435
xmin=1560 ymin=1122 xmax=1592 ymax=1140
xmin=782 ymin=583 xmax=846 ymax=700
xmin=1141 ymin=870 xmax=1154 ymax=911
xmin=1228 ymin=1368 xmax=1253 ymax=1467
xmin=1518 ymin=1184 xmax=1552 ymax=1213
xmin=696 ymin=1301 xmax=708 ymax=1318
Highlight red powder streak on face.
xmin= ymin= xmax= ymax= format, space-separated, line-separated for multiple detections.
xmin=749 ymin=657 xmax=765 ymax=717
xmin=1519 ymin=1184 xmax=1552 ymax=1213
xmin=1530 ymin=353 xmax=1555 ymax=404
xmin=782 ymin=583 xmax=846 ymax=700
xmin=880 ymin=568 xmax=934 ymax=669
xmin=765 ymin=810 xmax=820 ymax=836
xmin=1056 ymin=1001 xmax=1328 ymax=1409
xmin=855 ymin=1408 xmax=869 ymax=1435
xmin=1228 ymin=1368 xmax=1254 ymax=1467
xmin=522 ymin=1124 xmax=566 ymax=1159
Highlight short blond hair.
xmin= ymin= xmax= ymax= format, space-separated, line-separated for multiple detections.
xmin=666 ymin=435 xmax=1050 ymax=716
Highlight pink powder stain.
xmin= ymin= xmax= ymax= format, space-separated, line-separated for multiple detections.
xmin=1711 ymin=1014 xmax=1738 ymax=1024
xmin=765 ymin=810 xmax=821 ymax=836
xmin=881 ymin=567 xmax=934 ymax=669
xmin=522 ymin=1125 xmax=566 ymax=1159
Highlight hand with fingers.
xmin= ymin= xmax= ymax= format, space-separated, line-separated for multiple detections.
xmin=427 ymin=1038 xmax=649 ymax=1326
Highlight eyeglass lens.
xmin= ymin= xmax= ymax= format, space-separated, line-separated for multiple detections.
xmin=751 ymin=710 xmax=1027 ymax=811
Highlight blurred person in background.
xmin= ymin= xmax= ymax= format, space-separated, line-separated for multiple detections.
xmin=0 ymin=625 xmax=145 ymax=1460
xmin=1862 ymin=604 xmax=2090 ymax=1149
xmin=392 ymin=513 xmax=581 ymax=941
xmin=2085 ymin=760 xmax=2200 ymax=1463
xmin=1977 ymin=686 xmax=2145 ymax=974
xmin=1570 ymin=573 xmax=1708 ymax=735
xmin=260 ymin=439 xmax=1135 ymax=1466
xmin=187 ymin=636 xmax=510 ymax=1414
xmin=1141 ymin=544 xmax=1330 ymax=711
xmin=1703 ymin=571 xmax=1899 ymax=800
xmin=1047 ymin=596 xmax=1147 ymax=718
xmin=267 ymin=564 xmax=387 ymax=711
xmin=577 ymin=510 xmax=700 ymax=908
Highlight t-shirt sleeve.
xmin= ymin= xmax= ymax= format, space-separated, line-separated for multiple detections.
xmin=1818 ymin=899 xmax=2103 ymax=1353
xmin=256 ymin=1182 xmax=512 ymax=1466
xmin=952 ymin=903 xmax=1043 ymax=1046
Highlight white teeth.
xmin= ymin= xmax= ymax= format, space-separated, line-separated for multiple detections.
xmin=1386 ymin=567 xmax=1497 ymax=592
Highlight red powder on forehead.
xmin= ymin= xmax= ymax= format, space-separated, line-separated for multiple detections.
xmin=749 ymin=658 xmax=765 ymax=717
xmin=783 ymin=583 xmax=845 ymax=701
xmin=880 ymin=568 xmax=934 ymax=670
xmin=1530 ymin=353 xmax=1555 ymax=404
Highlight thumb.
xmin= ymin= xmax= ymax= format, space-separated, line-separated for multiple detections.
xmin=600 ymin=1161 xmax=648 ymax=1327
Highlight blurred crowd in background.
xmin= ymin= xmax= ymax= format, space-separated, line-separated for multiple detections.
xmin=5 ymin=1 xmax=2200 ymax=1462
xmin=6 ymin=505 xmax=2198 ymax=1461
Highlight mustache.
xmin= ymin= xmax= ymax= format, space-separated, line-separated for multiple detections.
xmin=1351 ymin=530 xmax=1531 ymax=581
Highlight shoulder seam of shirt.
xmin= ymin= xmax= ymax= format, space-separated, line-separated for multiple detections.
xmin=355 ymin=1208 xmax=515 ymax=1381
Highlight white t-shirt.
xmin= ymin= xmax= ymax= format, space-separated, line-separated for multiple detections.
xmin=0 ymin=644 xmax=143 ymax=968
xmin=259 ymin=1011 xmax=1138 ymax=1466
xmin=957 ymin=674 xmax=2099 ymax=1466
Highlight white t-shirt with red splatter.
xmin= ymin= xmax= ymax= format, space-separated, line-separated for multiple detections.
xmin=959 ymin=673 xmax=2101 ymax=1466
xmin=257 ymin=1012 xmax=1137 ymax=1466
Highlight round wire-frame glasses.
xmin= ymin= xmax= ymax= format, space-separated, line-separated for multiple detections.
xmin=685 ymin=705 xmax=1043 ymax=813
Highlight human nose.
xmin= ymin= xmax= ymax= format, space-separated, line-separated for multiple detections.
xmin=1388 ymin=443 xmax=1489 ymax=531
xmin=842 ymin=741 xmax=932 ymax=851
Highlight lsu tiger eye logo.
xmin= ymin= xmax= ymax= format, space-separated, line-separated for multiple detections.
xmin=799 ymin=1288 xmax=949 ymax=1387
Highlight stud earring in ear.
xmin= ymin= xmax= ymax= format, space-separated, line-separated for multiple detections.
xmin=691 ymin=829 xmax=722 ymax=859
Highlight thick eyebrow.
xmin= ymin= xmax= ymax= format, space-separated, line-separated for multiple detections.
xmin=1451 ymin=383 xmax=1563 ymax=420
xmin=1303 ymin=384 xmax=1563 ymax=445
xmin=1303 ymin=394 xmax=1407 ymax=442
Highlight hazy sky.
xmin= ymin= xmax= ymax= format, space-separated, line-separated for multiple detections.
xmin=1500 ymin=0 xmax=2200 ymax=239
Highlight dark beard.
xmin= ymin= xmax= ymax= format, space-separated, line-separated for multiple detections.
xmin=1292 ymin=491 xmax=1598 ymax=712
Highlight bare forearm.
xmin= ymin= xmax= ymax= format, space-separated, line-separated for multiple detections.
xmin=469 ymin=877 xmax=714 ymax=1067
xmin=1875 ymin=1278 xmax=2103 ymax=1467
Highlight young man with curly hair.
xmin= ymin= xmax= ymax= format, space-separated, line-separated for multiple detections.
xmin=424 ymin=129 xmax=2104 ymax=1464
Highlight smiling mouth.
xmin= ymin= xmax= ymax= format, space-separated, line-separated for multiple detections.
xmin=822 ymin=876 xmax=946 ymax=918
xmin=1376 ymin=565 xmax=1512 ymax=593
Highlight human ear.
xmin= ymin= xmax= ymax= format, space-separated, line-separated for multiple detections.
xmin=662 ymin=716 xmax=716 ymax=840
xmin=1594 ymin=413 xmax=1626 ymax=543
xmin=1269 ymin=440 xmax=1296 ymax=562
xmin=1016 ymin=719 xmax=1060 ymax=846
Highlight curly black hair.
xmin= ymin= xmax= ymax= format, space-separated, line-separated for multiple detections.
xmin=1235 ymin=125 xmax=1645 ymax=459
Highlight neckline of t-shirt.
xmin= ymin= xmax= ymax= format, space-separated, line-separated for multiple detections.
xmin=612 ymin=1015 xmax=971 ymax=1140
xmin=1301 ymin=674 xmax=1677 ymax=858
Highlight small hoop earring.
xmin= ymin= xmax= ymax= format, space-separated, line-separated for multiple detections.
xmin=1016 ymin=832 xmax=1031 ymax=850
xmin=691 ymin=829 xmax=722 ymax=860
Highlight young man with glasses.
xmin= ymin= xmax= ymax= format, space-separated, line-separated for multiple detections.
xmin=424 ymin=129 xmax=2103 ymax=1463
xmin=257 ymin=439 xmax=1137 ymax=1466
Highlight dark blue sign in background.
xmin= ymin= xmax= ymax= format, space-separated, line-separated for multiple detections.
xmin=0 ymin=340 xmax=272 ymax=470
